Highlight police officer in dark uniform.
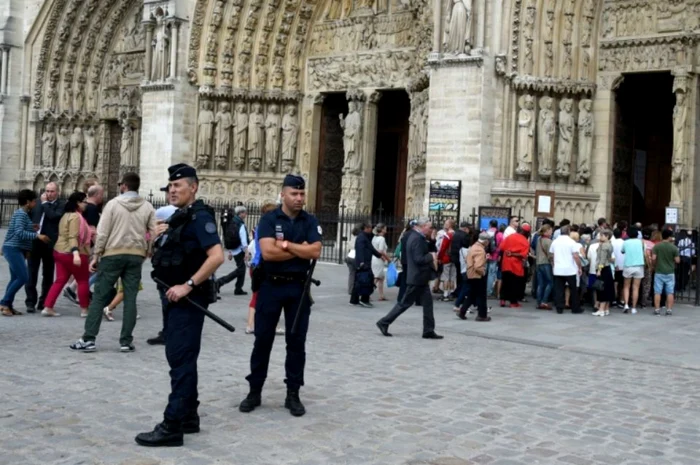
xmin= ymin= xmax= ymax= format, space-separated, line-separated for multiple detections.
xmin=135 ymin=164 xmax=225 ymax=447
xmin=239 ymin=174 xmax=322 ymax=417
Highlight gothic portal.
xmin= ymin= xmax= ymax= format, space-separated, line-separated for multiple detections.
xmin=0 ymin=0 xmax=699 ymax=225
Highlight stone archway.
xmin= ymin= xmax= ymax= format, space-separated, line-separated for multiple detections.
xmin=23 ymin=0 xmax=145 ymax=195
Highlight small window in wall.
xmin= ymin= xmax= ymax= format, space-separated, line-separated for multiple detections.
xmin=0 ymin=45 xmax=10 ymax=97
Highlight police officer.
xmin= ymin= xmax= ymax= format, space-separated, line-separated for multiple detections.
xmin=239 ymin=174 xmax=322 ymax=417
xmin=135 ymin=164 xmax=225 ymax=447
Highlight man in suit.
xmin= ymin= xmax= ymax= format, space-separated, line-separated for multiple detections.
xmin=25 ymin=182 xmax=65 ymax=312
xmin=397 ymin=220 xmax=417 ymax=302
xmin=376 ymin=218 xmax=443 ymax=339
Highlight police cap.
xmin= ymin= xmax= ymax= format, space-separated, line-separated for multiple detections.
xmin=283 ymin=174 xmax=305 ymax=190
xmin=168 ymin=163 xmax=198 ymax=182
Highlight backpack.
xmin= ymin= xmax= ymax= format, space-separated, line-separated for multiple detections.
xmin=224 ymin=216 xmax=243 ymax=250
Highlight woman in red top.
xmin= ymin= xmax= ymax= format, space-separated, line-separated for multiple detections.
xmin=500 ymin=225 xmax=531 ymax=307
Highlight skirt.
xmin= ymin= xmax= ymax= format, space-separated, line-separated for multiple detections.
xmin=596 ymin=266 xmax=616 ymax=303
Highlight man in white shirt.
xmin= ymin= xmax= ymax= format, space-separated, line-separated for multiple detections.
xmin=503 ymin=216 xmax=519 ymax=239
xmin=549 ymin=225 xmax=582 ymax=314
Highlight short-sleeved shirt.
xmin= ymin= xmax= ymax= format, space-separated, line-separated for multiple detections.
xmin=611 ymin=238 xmax=625 ymax=270
xmin=180 ymin=207 xmax=220 ymax=254
xmin=549 ymin=235 xmax=581 ymax=276
xmin=622 ymin=238 xmax=645 ymax=268
xmin=256 ymin=207 xmax=322 ymax=274
xmin=83 ymin=203 xmax=101 ymax=227
xmin=653 ymin=241 xmax=679 ymax=275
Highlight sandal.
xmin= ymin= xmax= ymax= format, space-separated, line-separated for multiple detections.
xmin=245 ymin=327 xmax=254 ymax=334
xmin=9 ymin=307 xmax=23 ymax=316
xmin=1 ymin=306 xmax=13 ymax=317
xmin=103 ymin=307 xmax=114 ymax=321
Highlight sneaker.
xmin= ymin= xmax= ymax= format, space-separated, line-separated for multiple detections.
xmin=41 ymin=309 xmax=61 ymax=317
xmin=275 ymin=327 xmax=285 ymax=335
xmin=70 ymin=339 xmax=96 ymax=352
xmin=666 ymin=309 xmax=673 ymax=316
xmin=623 ymin=305 xmax=629 ymax=314
xmin=604 ymin=310 xmax=610 ymax=316
xmin=147 ymin=333 xmax=165 ymax=345
xmin=631 ymin=308 xmax=638 ymax=315
xmin=654 ymin=309 xmax=661 ymax=316
xmin=63 ymin=288 xmax=79 ymax=305
xmin=359 ymin=301 xmax=374 ymax=308
xmin=120 ymin=344 xmax=135 ymax=353
xmin=592 ymin=310 xmax=606 ymax=317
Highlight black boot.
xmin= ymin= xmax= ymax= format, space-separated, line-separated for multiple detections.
xmin=182 ymin=412 xmax=200 ymax=434
xmin=239 ymin=389 xmax=262 ymax=413
xmin=135 ymin=422 xmax=183 ymax=447
xmin=284 ymin=389 xmax=306 ymax=417
xmin=147 ymin=332 xmax=166 ymax=345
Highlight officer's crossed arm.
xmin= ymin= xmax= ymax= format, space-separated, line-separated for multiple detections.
xmin=259 ymin=238 xmax=295 ymax=262
xmin=285 ymin=240 xmax=322 ymax=260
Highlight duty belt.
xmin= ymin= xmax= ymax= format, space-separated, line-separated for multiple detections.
xmin=267 ymin=274 xmax=307 ymax=284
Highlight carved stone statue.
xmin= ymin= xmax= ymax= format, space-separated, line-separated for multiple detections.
xmin=537 ymin=96 xmax=556 ymax=178
xmin=56 ymin=126 xmax=70 ymax=169
xmin=264 ymin=104 xmax=281 ymax=170
xmin=325 ymin=0 xmax=342 ymax=20
xmin=84 ymin=126 xmax=97 ymax=172
xmin=443 ymin=0 xmax=472 ymax=55
xmin=196 ymin=100 xmax=215 ymax=169
xmin=672 ymin=91 xmax=688 ymax=202
xmin=69 ymin=127 xmax=83 ymax=170
xmin=214 ymin=102 xmax=232 ymax=169
xmin=340 ymin=100 xmax=362 ymax=175
xmin=557 ymin=98 xmax=574 ymax=178
xmin=232 ymin=103 xmax=248 ymax=168
xmin=281 ymin=104 xmax=298 ymax=173
xmin=75 ymin=87 xmax=86 ymax=114
xmin=247 ymin=103 xmax=264 ymax=170
xmin=47 ymin=86 xmax=58 ymax=113
xmin=151 ymin=10 xmax=170 ymax=81
xmin=516 ymin=95 xmax=535 ymax=176
xmin=576 ymin=99 xmax=594 ymax=184
xmin=41 ymin=123 xmax=56 ymax=167
xmin=120 ymin=123 xmax=135 ymax=167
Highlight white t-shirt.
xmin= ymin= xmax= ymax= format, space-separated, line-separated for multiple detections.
xmin=611 ymin=237 xmax=625 ymax=270
xmin=504 ymin=226 xmax=516 ymax=238
xmin=549 ymin=235 xmax=581 ymax=276
xmin=587 ymin=242 xmax=600 ymax=275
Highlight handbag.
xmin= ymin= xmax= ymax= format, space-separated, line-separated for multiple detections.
xmin=591 ymin=278 xmax=605 ymax=292
xmin=386 ymin=262 xmax=398 ymax=288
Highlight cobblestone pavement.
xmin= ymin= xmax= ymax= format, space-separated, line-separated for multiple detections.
xmin=2 ymin=260 xmax=700 ymax=465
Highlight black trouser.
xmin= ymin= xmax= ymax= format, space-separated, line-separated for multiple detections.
xmin=218 ymin=252 xmax=246 ymax=292
xmin=397 ymin=269 xmax=407 ymax=302
xmin=378 ymin=285 xmax=435 ymax=335
xmin=163 ymin=298 xmax=206 ymax=424
xmin=501 ymin=271 xmax=522 ymax=304
xmin=25 ymin=239 xmax=55 ymax=309
xmin=554 ymin=275 xmax=580 ymax=312
xmin=460 ymin=277 xmax=488 ymax=319
xmin=246 ymin=280 xmax=310 ymax=390
xmin=452 ymin=259 xmax=462 ymax=296
xmin=157 ymin=286 xmax=169 ymax=340
xmin=350 ymin=268 xmax=373 ymax=304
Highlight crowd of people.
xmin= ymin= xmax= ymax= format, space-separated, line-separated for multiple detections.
xmin=345 ymin=215 xmax=696 ymax=321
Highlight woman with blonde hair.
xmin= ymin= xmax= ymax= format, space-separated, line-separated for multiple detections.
xmin=371 ymin=223 xmax=389 ymax=301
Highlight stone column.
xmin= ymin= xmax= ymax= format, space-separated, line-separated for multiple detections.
xmin=670 ymin=68 xmax=697 ymax=225
xmin=19 ymin=96 xmax=30 ymax=171
xmin=303 ymin=93 xmax=324 ymax=210
xmin=431 ymin=0 xmax=442 ymax=59
xmin=475 ymin=0 xmax=486 ymax=52
xmin=359 ymin=89 xmax=381 ymax=213
xmin=143 ymin=21 xmax=154 ymax=84
xmin=1 ymin=46 xmax=9 ymax=95
xmin=169 ymin=21 xmax=180 ymax=81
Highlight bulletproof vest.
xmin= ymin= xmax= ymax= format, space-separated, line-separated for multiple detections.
xmin=151 ymin=200 xmax=215 ymax=288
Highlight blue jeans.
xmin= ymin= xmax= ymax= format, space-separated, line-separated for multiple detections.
xmin=1 ymin=246 xmax=30 ymax=308
xmin=487 ymin=261 xmax=498 ymax=296
xmin=536 ymin=264 xmax=553 ymax=305
xmin=455 ymin=274 xmax=470 ymax=307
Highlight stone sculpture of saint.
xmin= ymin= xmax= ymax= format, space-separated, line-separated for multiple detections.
xmin=84 ymin=126 xmax=97 ymax=172
xmin=556 ymin=99 xmax=574 ymax=178
xmin=247 ymin=103 xmax=264 ymax=170
xmin=232 ymin=103 xmax=248 ymax=168
xmin=196 ymin=100 xmax=215 ymax=169
xmin=42 ymin=123 xmax=57 ymax=167
xmin=47 ymin=86 xmax=58 ymax=113
xmin=515 ymin=95 xmax=535 ymax=176
xmin=576 ymin=99 xmax=594 ymax=184
xmin=121 ymin=123 xmax=134 ymax=167
xmin=214 ymin=102 xmax=232 ymax=169
xmin=340 ymin=100 xmax=362 ymax=176
xmin=281 ymin=105 xmax=298 ymax=173
xmin=264 ymin=104 xmax=281 ymax=170
xmin=151 ymin=10 xmax=170 ymax=81
xmin=69 ymin=127 xmax=83 ymax=170
xmin=56 ymin=126 xmax=70 ymax=169
xmin=443 ymin=0 xmax=472 ymax=55
xmin=672 ymin=91 xmax=688 ymax=202
xmin=537 ymin=96 xmax=556 ymax=178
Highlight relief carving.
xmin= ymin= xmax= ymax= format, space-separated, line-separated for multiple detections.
xmin=537 ymin=96 xmax=555 ymax=178
xmin=516 ymin=94 xmax=535 ymax=177
xmin=599 ymin=42 xmax=683 ymax=73
xmin=556 ymin=98 xmax=574 ymax=178
xmin=307 ymin=51 xmax=414 ymax=91
xmin=576 ymin=99 xmax=593 ymax=184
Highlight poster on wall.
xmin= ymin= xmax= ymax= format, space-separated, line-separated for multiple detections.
xmin=428 ymin=180 xmax=461 ymax=221
xmin=478 ymin=206 xmax=511 ymax=232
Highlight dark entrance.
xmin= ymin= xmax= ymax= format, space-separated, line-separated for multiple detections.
xmin=315 ymin=93 xmax=348 ymax=216
xmin=373 ymin=91 xmax=410 ymax=219
xmin=612 ymin=72 xmax=674 ymax=225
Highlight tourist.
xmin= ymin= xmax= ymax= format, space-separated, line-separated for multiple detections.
xmin=1 ymin=190 xmax=49 ymax=316
xmin=436 ymin=219 xmax=456 ymax=302
xmin=550 ymin=225 xmax=582 ymax=314
xmin=452 ymin=232 xmax=471 ymax=313
xmin=503 ymin=216 xmax=519 ymax=239
xmin=639 ymin=228 xmax=655 ymax=308
xmin=499 ymin=225 xmax=530 ymax=308
xmin=652 ymin=230 xmax=680 ymax=316
xmin=41 ymin=192 xmax=92 ymax=318
xmin=458 ymin=232 xmax=491 ymax=321
xmin=371 ymin=223 xmax=389 ymax=301
xmin=450 ymin=222 xmax=471 ymax=298
xmin=592 ymin=230 xmax=615 ymax=317
xmin=620 ymin=226 xmax=646 ymax=314
xmin=218 ymin=205 xmax=249 ymax=295
xmin=611 ymin=228 xmax=625 ymax=306
xmin=535 ymin=224 xmax=553 ymax=310
xmin=552 ymin=219 xmax=571 ymax=240
xmin=396 ymin=221 xmax=416 ymax=302
xmin=486 ymin=219 xmax=499 ymax=297
xmin=587 ymin=235 xmax=600 ymax=311
xmin=345 ymin=225 xmax=360 ymax=296
xmin=677 ymin=230 xmax=694 ymax=292
xmin=350 ymin=223 xmax=388 ymax=307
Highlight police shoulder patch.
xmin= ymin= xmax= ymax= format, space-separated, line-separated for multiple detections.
xmin=205 ymin=222 xmax=217 ymax=234
xmin=317 ymin=225 xmax=323 ymax=235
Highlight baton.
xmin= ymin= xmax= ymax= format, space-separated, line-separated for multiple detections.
xmin=153 ymin=277 xmax=236 ymax=333
xmin=291 ymin=259 xmax=321 ymax=334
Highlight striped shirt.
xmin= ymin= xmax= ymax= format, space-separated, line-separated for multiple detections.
xmin=3 ymin=208 xmax=38 ymax=251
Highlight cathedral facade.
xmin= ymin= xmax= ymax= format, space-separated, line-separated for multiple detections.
xmin=0 ymin=0 xmax=698 ymax=225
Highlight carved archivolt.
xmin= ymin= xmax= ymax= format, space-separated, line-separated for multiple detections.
xmin=491 ymin=195 xmax=597 ymax=225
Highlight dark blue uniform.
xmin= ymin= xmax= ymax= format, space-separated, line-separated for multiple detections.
xmin=246 ymin=207 xmax=322 ymax=391
xmin=157 ymin=203 xmax=220 ymax=426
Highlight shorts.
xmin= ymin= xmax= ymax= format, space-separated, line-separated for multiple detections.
xmin=654 ymin=274 xmax=675 ymax=296
xmin=441 ymin=263 xmax=457 ymax=284
xmin=623 ymin=266 xmax=644 ymax=279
